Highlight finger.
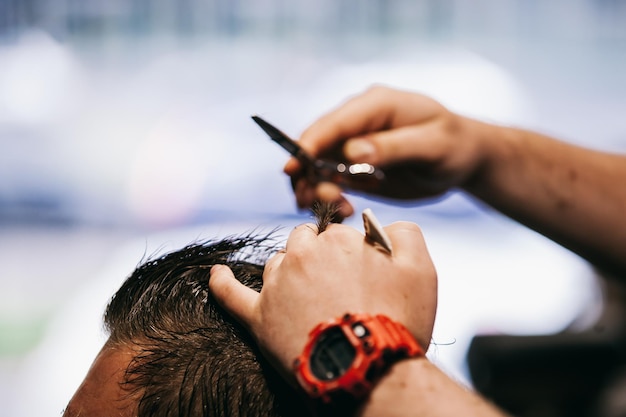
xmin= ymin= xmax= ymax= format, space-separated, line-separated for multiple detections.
xmin=383 ymin=222 xmax=431 ymax=261
xmin=298 ymin=86 xmax=399 ymax=157
xmin=316 ymin=181 xmax=342 ymax=201
xmin=209 ymin=264 xmax=259 ymax=329
xmin=263 ymin=250 xmax=286 ymax=276
xmin=315 ymin=182 xmax=354 ymax=218
xmin=294 ymin=178 xmax=317 ymax=209
xmin=293 ymin=179 xmax=354 ymax=218
xmin=283 ymin=157 xmax=301 ymax=176
xmin=285 ymin=222 xmax=319 ymax=251
xmin=344 ymin=122 xmax=444 ymax=167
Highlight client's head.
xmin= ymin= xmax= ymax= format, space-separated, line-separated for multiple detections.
xmin=63 ymin=233 xmax=310 ymax=417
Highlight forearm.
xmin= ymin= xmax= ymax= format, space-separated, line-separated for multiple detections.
xmin=462 ymin=117 xmax=626 ymax=275
xmin=360 ymin=358 xmax=508 ymax=417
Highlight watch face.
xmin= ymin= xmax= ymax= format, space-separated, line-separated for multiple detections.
xmin=310 ymin=327 xmax=356 ymax=381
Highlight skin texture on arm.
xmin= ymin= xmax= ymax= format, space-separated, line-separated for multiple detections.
xmin=361 ymin=357 xmax=508 ymax=417
xmin=462 ymin=118 xmax=626 ymax=276
xmin=285 ymin=85 xmax=626 ymax=275
xmin=209 ymin=221 xmax=509 ymax=417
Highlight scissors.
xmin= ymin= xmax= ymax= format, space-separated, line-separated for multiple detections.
xmin=252 ymin=115 xmax=385 ymax=191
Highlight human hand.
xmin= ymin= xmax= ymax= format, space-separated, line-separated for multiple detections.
xmin=285 ymin=85 xmax=485 ymax=218
xmin=208 ymin=221 xmax=437 ymax=382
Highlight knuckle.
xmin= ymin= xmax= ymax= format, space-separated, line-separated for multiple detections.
xmin=389 ymin=221 xmax=424 ymax=236
xmin=295 ymin=222 xmax=318 ymax=231
xmin=322 ymin=223 xmax=350 ymax=238
xmin=286 ymin=245 xmax=309 ymax=261
xmin=365 ymin=84 xmax=391 ymax=97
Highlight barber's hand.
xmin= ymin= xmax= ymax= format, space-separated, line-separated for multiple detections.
xmin=286 ymin=85 xmax=485 ymax=218
xmin=209 ymin=221 xmax=437 ymax=382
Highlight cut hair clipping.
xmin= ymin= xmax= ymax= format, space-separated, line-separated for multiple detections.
xmin=362 ymin=208 xmax=393 ymax=255
xmin=312 ymin=201 xmax=342 ymax=233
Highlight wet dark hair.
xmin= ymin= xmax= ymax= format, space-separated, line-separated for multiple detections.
xmin=104 ymin=232 xmax=311 ymax=417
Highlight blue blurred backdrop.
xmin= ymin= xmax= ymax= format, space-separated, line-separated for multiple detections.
xmin=1 ymin=1 xmax=625 ymax=415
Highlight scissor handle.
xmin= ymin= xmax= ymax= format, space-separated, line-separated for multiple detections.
xmin=312 ymin=160 xmax=385 ymax=191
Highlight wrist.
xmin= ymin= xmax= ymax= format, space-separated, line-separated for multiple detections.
xmin=359 ymin=356 xmax=429 ymax=417
xmin=459 ymin=117 xmax=516 ymax=196
xmin=363 ymin=356 xmax=510 ymax=417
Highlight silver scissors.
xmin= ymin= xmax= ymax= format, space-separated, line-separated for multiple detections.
xmin=252 ymin=115 xmax=385 ymax=190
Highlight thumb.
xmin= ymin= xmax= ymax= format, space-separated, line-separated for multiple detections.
xmin=209 ymin=264 xmax=259 ymax=330
xmin=345 ymin=124 xmax=438 ymax=167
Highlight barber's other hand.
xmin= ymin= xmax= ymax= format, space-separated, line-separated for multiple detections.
xmin=209 ymin=222 xmax=437 ymax=381
xmin=286 ymin=85 xmax=485 ymax=218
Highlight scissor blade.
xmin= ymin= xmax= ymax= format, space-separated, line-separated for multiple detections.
xmin=251 ymin=115 xmax=312 ymax=162
xmin=362 ymin=208 xmax=393 ymax=255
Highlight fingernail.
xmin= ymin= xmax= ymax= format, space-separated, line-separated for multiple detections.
xmin=345 ymin=138 xmax=376 ymax=162
xmin=211 ymin=264 xmax=225 ymax=273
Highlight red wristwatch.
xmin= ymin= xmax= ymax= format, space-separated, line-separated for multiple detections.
xmin=293 ymin=313 xmax=424 ymax=408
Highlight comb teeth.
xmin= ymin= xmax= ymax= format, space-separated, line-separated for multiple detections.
xmin=362 ymin=208 xmax=393 ymax=255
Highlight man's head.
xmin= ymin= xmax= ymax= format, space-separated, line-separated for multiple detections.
xmin=63 ymin=233 xmax=310 ymax=417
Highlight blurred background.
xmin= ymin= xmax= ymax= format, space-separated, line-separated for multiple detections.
xmin=1 ymin=1 xmax=625 ymax=416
